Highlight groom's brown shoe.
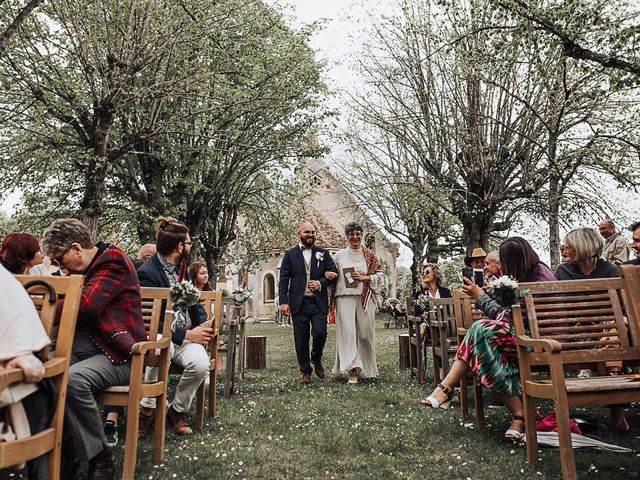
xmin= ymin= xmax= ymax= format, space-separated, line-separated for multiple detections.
xmin=313 ymin=362 xmax=325 ymax=379
xmin=299 ymin=373 xmax=311 ymax=384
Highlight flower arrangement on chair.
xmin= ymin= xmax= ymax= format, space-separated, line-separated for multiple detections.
xmin=485 ymin=275 xmax=528 ymax=309
xmin=170 ymin=280 xmax=202 ymax=313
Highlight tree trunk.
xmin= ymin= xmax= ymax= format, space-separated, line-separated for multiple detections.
xmin=548 ymin=173 xmax=561 ymax=270
xmin=79 ymin=154 xmax=109 ymax=235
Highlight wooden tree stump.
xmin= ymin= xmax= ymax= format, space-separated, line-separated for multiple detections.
xmin=246 ymin=335 xmax=267 ymax=369
xmin=399 ymin=333 xmax=410 ymax=369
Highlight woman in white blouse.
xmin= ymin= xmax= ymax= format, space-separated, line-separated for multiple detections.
xmin=329 ymin=222 xmax=384 ymax=384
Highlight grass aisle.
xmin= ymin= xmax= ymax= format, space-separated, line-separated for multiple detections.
xmin=131 ymin=316 xmax=636 ymax=479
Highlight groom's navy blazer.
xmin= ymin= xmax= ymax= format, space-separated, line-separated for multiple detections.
xmin=278 ymin=244 xmax=338 ymax=315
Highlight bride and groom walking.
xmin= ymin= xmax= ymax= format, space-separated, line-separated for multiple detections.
xmin=278 ymin=221 xmax=383 ymax=384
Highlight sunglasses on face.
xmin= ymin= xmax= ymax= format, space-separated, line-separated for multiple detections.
xmin=52 ymin=249 xmax=70 ymax=268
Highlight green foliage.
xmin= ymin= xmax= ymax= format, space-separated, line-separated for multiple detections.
xmin=0 ymin=0 xmax=328 ymax=269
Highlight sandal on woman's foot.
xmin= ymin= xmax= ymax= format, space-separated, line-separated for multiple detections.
xmin=504 ymin=415 xmax=525 ymax=441
xmin=420 ymin=383 xmax=454 ymax=409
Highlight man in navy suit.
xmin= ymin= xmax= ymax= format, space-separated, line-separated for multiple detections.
xmin=278 ymin=222 xmax=338 ymax=384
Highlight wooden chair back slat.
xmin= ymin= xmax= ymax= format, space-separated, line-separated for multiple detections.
xmin=139 ymin=287 xmax=171 ymax=369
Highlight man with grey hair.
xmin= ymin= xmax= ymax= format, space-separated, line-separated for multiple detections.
xmin=599 ymin=219 xmax=631 ymax=265
xmin=484 ymin=250 xmax=502 ymax=281
xmin=41 ymin=218 xmax=145 ymax=480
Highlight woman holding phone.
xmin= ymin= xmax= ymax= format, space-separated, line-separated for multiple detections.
xmin=420 ymin=237 xmax=555 ymax=440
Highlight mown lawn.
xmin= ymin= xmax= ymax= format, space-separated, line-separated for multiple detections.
xmin=4 ymin=314 xmax=639 ymax=479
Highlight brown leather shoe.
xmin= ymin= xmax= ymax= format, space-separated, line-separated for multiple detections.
xmin=299 ymin=373 xmax=311 ymax=384
xmin=313 ymin=362 xmax=325 ymax=379
xmin=138 ymin=408 xmax=155 ymax=438
xmin=87 ymin=448 xmax=115 ymax=480
xmin=167 ymin=405 xmax=193 ymax=435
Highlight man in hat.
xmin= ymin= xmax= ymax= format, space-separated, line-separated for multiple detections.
xmin=464 ymin=247 xmax=487 ymax=269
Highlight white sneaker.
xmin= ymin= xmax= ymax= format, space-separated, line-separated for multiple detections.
xmin=578 ymin=369 xmax=591 ymax=379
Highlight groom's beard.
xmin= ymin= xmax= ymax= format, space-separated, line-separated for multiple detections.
xmin=300 ymin=236 xmax=315 ymax=248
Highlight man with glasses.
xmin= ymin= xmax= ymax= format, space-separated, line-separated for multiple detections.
xmin=41 ymin=218 xmax=145 ymax=480
xmin=136 ymin=216 xmax=211 ymax=436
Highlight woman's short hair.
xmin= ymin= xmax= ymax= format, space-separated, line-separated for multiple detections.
xmin=188 ymin=261 xmax=213 ymax=291
xmin=154 ymin=216 xmax=189 ymax=256
xmin=422 ymin=263 xmax=443 ymax=287
xmin=344 ymin=222 xmax=363 ymax=236
xmin=41 ymin=219 xmax=94 ymax=257
xmin=499 ymin=237 xmax=540 ymax=282
xmin=0 ymin=233 xmax=41 ymax=274
xmin=563 ymin=227 xmax=604 ymax=262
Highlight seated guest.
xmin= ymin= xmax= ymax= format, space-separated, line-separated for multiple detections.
xmin=0 ymin=263 xmax=52 ymax=479
xmin=555 ymin=227 xmax=618 ymax=280
xmin=464 ymin=247 xmax=486 ymax=269
xmin=599 ymin=219 xmax=631 ymax=264
xmin=137 ymin=217 xmax=211 ymax=436
xmin=554 ymin=226 xmax=628 ymax=432
xmin=41 ymin=218 xmax=145 ymax=480
xmin=625 ymin=221 xmax=640 ymax=265
xmin=189 ymin=261 xmax=214 ymax=291
xmin=415 ymin=263 xmax=451 ymax=316
xmin=421 ymin=237 xmax=555 ymax=441
xmin=0 ymin=233 xmax=49 ymax=275
xmin=483 ymin=250 xmax=502 ymax=282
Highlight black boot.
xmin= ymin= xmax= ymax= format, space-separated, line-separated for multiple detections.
xmin=61 ymin=443 xmax=81 ymax=479
xmin=87 ymin=448 xmax=115 ymax=480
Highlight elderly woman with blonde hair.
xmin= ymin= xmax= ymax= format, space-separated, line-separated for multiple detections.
xmin=554 ymin=226 xmax=627 ymax=432
xmin=555 ymin=227 xmax=618 ymax=280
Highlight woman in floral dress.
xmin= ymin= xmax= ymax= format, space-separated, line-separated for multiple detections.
xmin=421 ymin=237 xmax=556 ymax=440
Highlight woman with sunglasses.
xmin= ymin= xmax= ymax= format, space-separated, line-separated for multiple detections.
xmin=415 ymin=263 xmax=451 ymax=315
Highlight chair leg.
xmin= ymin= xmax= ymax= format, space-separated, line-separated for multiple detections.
xmin=460 ymin=376 xmax=469 ymax=420
xmin=432 ymin=347 xmax=440 ymax=384
xmin=523 ymin=394 xmax=538 ymax=463
xmin=195 ymin=382 xmax=205 ymax=432
xmin=208 ymin=367 xmax=217 ymax=418
xmin=554 ymin=401 xmax=577 ymax=480
xmin=473 ymin=379 xmax=485 ymax=431
xmin=153 ymin=393 xmax=167 ymax=463
xmin=123 ymin=402 xmax=141 ymax=480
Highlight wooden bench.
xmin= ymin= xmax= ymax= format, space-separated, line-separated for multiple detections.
xmin=453 ymin=290 xmax=489 ymax=430
xmin=513 ymin=269 xmax=640 ymax=480
xmin=0 ymin=275 xmax=83 ymax=479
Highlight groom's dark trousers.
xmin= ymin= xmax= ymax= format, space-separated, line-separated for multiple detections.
xmin=293 ymin=297 xmax=327 ymax=375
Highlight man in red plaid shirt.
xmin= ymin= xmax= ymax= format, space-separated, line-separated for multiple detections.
xmin=42 ymin=218 xmax=145 ymax=480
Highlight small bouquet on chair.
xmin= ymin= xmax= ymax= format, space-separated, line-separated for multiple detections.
xmin=486 ymin=276 xmax=528 ymax=308
xmin=170 ymin=280 xmax=202 ymax=313
xmin=233 ymin=287 xmax=253 ymax=304
xmin=416 ymin=293 xmax=431 ymax=317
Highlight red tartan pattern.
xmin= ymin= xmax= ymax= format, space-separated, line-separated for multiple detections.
xmin=60 ymin=245 xmax=145 ymax=364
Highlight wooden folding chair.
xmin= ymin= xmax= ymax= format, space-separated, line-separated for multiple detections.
xmin=95 ymin=287 xmax=173 ymax=480
xmin=405 ymin=297 xmax=427 ymax=382
xmin=0 ymin=275 xmax=83 ymax=479
xmin=453 ymin=290 xmax=489 ymax=430
xmin=429 ymin=297 xmax=457 ymax=384
xmin=169 ymin=290 xmax=223 ymax=430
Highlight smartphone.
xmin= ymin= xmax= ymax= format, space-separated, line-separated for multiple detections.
xmin=473 ymin=268 xmax=484 ymax=287
xmin=461 ymin=267 xmax=473 ymax=281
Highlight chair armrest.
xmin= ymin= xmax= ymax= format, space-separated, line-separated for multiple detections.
xmin=0 ymin=357 xmax=67 ymax=390
xmin=515 ymin=334 xmax=562 ymax=353
xmin=131 ymin=337 xmax=172 ymax=356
